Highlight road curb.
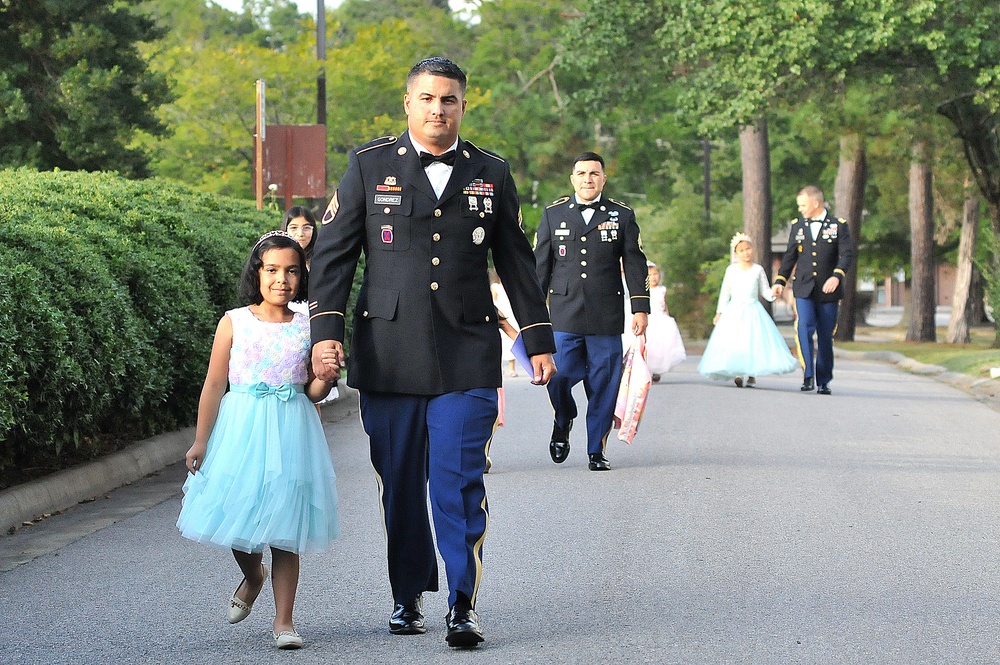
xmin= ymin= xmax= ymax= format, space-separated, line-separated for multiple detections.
xmin=0 ymin=387 xmax=359 ymax=535
xmin=835 ymin=346 xmax=1000 ymax=412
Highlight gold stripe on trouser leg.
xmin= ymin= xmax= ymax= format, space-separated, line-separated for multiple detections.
xmin=599 ymin=426 xmax=612 ymax=454
xmin=361 ymin=408 xmax=391 ymax=541
xmin=792 ymin=298 xmax=806 ymax=370
xmin=371 ymin=469 xmax=389 ymax=542
xmin=469 ymin=425 xmax=496 ymax=606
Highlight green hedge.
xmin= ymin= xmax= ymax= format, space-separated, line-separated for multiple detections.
xmin=0 ymin=169 xmax=277 ymax=489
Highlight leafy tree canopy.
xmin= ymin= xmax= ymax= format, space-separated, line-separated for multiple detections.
xmin=0 ymin=0 xmax=173 ymax=177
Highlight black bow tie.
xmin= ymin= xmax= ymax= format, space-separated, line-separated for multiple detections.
xmin=578 ymin=201 xmax=599 ymax=211
xmin=419 ymin=150 xmax=456 ymax=168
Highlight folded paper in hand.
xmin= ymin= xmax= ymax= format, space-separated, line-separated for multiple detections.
xmin=511 ymin=334 xmax=534 ymax=376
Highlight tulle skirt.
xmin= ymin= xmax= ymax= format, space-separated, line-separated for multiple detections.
xmin=645 ymin=312 xmax=687 ymax=374
xmin=176 ymin=387 xmax=339 ymax=554
xmin=698 ymin=300 xmax=798 ymax=380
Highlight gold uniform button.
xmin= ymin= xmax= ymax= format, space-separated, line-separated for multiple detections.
xmin=434 ymin=209 xmax=442 ymax=217
xmin=480 ymin=212 xmax=485 ymax=218
xmin=433 ymin=233 xmax=441 ymax=241
xmin=581 ymin=273 xmax=588 ymax=279
xmin=430 ymin=282 xmax=439 ymax=290
xmin=581 ymin=261 xmax=587 ymax=266
xmin=581 ymin=236 xmax=587 ymax=242
xmin=812 ymin=252 xmax=817 ymax=256
xmin=485 ymin=315 xmax=490 ymax=322
xmin=432 ymin=257 xmax=440 ymax=266
xmin=363 ymin=310 xmax=369 ymax=317
xmin=383 ymin=207 xmax=391 ymax=214
xmin=581 ymin=249 xmax=587 ymax=254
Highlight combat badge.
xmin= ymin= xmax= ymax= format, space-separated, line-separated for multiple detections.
xmin=472 ymin=226 xmax=485 ymax=245
xmin=322 ymin=191 xmax=339 ymax=224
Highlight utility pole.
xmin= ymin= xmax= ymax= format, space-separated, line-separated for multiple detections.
xmin=315 ymin=0 xmax=327 ymax=209
xmin=316 ymin=0 xmax=326 ymax=126
xmin=702 ymin=138 xmax=711 ymax=225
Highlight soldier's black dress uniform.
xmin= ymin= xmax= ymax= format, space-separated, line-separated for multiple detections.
xmin=534 ymin=195 xmax=649 ymax=462
xmin=309 ymin=131 xmax=555 ymax=612
xmin=774 ymin=211 xmax=854 ymax=391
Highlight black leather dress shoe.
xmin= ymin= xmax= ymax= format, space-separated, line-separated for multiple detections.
xmin=588 ymin=453 xmax=611 ymax=471
xmin=389 ymin=594 xmax=425 ymax=635
xmin=800 ymin=377 xmax=815 ymax=392
xmin=817 ymin=383 xmax=832 ymax=395
xmin=549 ymin=420 xmax=572 ymax=464
xmin=445 ymin=606 xmax=484 ymax=648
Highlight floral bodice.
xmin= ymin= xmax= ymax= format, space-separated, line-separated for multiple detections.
xmin=227 ymin=307 xmax=310 ymax=387
xmin=717 ymin=263 xmax=776 ymax=312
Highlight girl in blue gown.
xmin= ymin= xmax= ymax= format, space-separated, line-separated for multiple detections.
xmin=176 ymin=232 xmax=340 ymax=650
xmin=698 ymin=233 xmax=798 ymax=387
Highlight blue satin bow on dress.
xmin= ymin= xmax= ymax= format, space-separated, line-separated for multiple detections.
xmin=231 ymin=382 xmax=303 ymax=401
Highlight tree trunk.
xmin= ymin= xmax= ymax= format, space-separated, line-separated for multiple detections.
xmin=946 ymin=190 xmax=979 ymax=343
xmin=906 ymin=140 xmax=936 ymax=342
xmin=740 ymin=118 xmax=772 ymax=311
xmin=989 ymin=201 xmax=1000 ymax=348
xmin=833 ymin=134 xmax=867 ymax=341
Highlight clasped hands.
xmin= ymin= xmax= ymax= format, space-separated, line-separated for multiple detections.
xmin=771 ymin=276 xmax=840 ymax=299
xmin=312 ymin=340 xmax=558 ymax=386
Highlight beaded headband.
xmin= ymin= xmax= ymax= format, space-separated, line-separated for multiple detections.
xmin=729 ymin=231 xmax=752 ymax=252
xmin=253 ymin=230 xmax=296 ymax=252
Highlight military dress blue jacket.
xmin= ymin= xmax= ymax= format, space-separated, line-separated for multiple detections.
xmin=309 ymin=131 xmax=555 ymax=395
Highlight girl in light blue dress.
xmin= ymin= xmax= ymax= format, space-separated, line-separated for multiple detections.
xmin=698 ymin=233 xmax=798 ymax=387
xmin=177 ymin=231 xmax=339 ymax=650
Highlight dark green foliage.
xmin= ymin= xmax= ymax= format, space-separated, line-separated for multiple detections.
xmin=0 ymin=169 xmax=274 ymax=488
xmin=0 ymin=0 xmax=173 ymax=176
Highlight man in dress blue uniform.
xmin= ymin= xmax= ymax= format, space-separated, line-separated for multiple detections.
xmin=535 ymin=152 xmax=649 ymax=471
xmin=772 ymin=185 xmax=854 ymax=395
xmin=308 ymin=57 xmax=557 ymax=648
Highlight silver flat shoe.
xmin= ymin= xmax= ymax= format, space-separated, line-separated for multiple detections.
xmin=227 ymin=564 xmax=268 ymax=624
xmin=273 ymin=630 xmax=304 ymax=649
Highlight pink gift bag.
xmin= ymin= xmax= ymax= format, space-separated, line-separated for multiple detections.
xmin=614 ymin=335 xmax=653 ymax=444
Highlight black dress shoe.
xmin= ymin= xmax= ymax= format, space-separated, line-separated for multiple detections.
xmin=445 ymin=606 xmax=484 ymax=648
xmin=588 ymin=453 xmax=611 ymax=471
xmin=549 ymin=420 xmax=572 ymax=464
xmin=389 ymin=594 xmax=425 ymax=635
xmin=817 ymin=384 xmax=831 ymax=395
xmin=800 ymin=377 xmax=815 ymax=392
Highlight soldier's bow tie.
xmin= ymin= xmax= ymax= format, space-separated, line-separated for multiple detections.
xmin=419 ymin=150 xmax=456 ymax=167
xmin=578 ymin=201 xmax=599 ymax=210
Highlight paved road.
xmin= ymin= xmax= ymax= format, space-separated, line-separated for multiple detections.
xmin=2 ymin=356 xmax=1000 ymax=664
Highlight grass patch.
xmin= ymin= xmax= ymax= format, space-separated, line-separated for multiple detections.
xmin=839 ymin=325 xmax=1000 ymax=379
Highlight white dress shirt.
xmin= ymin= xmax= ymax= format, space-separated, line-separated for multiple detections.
xmin=576 ymin=195 xmax=602 ymax=225
xmin=411 ymin=137 xmax=458 ymax=199
xmin=810 ymin=210 xmax=827 ymax=241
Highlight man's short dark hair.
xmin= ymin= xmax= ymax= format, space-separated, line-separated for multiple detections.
xmin=572 ymin=152 xmax=605 ymax=170
xmin=407 ymin=57 xmax=467 ymax=95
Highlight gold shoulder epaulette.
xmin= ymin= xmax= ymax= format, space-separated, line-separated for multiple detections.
xmin=356 ymin=135 xmax=397 ymax=155
xmin=464 ymin=140 xmax=506 ymax=163
xmin=608 ymin=197 xmax=632 ymax=210
xmin=546 ymin=196 xmax=571 ymax=209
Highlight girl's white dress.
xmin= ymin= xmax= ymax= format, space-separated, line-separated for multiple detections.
xmin=176 ymin=307 xmax=339 ymax=554
xmin=645 ymin=285 xmax=686 ymax=374
xmin=698 ymin=263 xmax=798 ymax=380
